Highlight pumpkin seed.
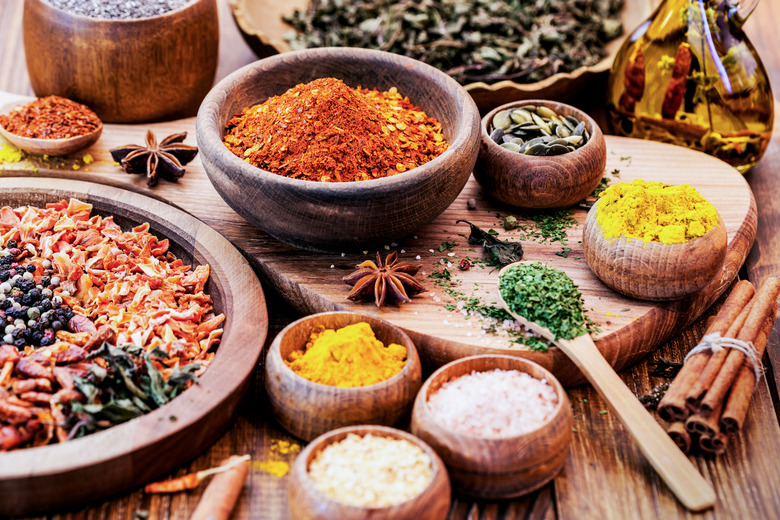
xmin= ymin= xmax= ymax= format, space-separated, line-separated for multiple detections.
xmin=488 ymin=105 xmax=589 ymax=156
xmin=493 ymin=110 xmax=513 ymax=130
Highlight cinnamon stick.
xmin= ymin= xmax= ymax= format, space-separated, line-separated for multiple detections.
xmin=720 ymin=304 xmax=777 ymax=434
xmin=657 ymin=280 xmax=755 ymax=421
xmin=191 ymin=455 xmax=250 ymax=520
xmin=699 ymin=431 xmax=728 ymax=455
xmin=700 ymin=278 xmax=780 ymax=415
xmin=685 ymin=299 xmax=754 ymax=413
xmin=668 ymin=421 xmax=692 ymax=453
xmin=685 ymin=400 xmax=723 ymax=439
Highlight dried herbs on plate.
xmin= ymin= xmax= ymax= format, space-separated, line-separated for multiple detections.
xmin=283 ymin=0 xmax=624 ymax=84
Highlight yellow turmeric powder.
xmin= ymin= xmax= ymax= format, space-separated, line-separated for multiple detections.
xmin=597 ymin=179 xmax=719 ymax=244
xmin=286 ymin=322 xmax=407 ymax=387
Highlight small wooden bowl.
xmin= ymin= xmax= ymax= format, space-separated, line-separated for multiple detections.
xmin=410 ymin=355 xmax=572 ymax=499
xmin=264 ymin=312 xmax=423 ymax=441
xmin=287 ymin=425 xmax=451 ymax=520
xmin=23 ymin=0 xmax=219 ymax=123
xmin=473 ymin=100 xmax=606 ymax=209
xmin=582 ymin=200 xmax=728 ymax=301
xmin=0 ymin=101 xmax=102 ymax=156
xmin=197 ymin=47 xmax=480 ymax=252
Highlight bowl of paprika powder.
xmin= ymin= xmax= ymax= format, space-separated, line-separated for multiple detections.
xmin=197 ymin=47 xmax=481 ymax=252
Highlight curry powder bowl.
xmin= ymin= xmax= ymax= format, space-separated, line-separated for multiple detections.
xmin=264 ymin=311 xmax=423 ymax=441
xmin=196 ymin=47 xmax=480 ymax=252
xmin=23 ymin=0 xmax=218 ymax=123
xmin=582 ymin=200 xmax=728 ymax=301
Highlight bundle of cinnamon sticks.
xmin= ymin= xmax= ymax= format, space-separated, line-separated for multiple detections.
xmin=658 ymin=277 xmax=780 ymax=454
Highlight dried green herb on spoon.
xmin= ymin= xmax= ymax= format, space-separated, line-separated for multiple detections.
xmin=498 ymin=261 xmax=598 ymax=340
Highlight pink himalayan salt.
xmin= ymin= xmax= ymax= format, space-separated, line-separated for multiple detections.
xmin=427 ymin=369 xmax=558 ymax=438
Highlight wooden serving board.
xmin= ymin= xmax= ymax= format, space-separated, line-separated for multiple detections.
xmin=0 ymin=91 xmax=755 ymax=386
xmin=0 ymin=178 xmax=268 ymax=516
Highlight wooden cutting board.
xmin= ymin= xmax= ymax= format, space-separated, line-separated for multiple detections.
xmin=0 ymin=92 xmax=756 ymax=385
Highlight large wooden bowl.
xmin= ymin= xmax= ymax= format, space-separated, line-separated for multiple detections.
xmin=0 ymin=178 xmax=267 ymax=517
xmin=411 ymin=355 xmax=573 ymax=499
xmin=196 ymin=47 xmax=481 ymax=252
xmin=265 ymin=312 xmax=422 ymax=441
xmin=473 ymin=100 xmax=607 ymax=209
xmin=23 ymin=0 xmax=219 ymax=123
xmin=583 ymin=200 xmax=728 ymax=300
xmin=287 ymin=425 xmax=451 ymax=520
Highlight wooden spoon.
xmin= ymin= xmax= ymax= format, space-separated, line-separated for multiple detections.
xmin=0 ymin=101 xmax=102 ymax=156
xmin=497 ymin=261 xmax=716 ymax=512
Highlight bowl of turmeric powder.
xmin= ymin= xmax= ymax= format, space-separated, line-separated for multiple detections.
xmin=264 ymin=311 xmax=423 ymax=441
xmin=583 ymin=179 xmax=728 ymax=301
xmin=197 ymin=47 xmax=481 ymax=252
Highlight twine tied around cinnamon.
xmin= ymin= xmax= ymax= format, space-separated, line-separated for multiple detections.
xmin=684 ymin=332 xmax=764 ymax=390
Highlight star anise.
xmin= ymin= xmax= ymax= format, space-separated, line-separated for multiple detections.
xmin=110 ymin=130 xmax=198 ymax=187
xmin=343 ymin=251 xmax=425 ymax=307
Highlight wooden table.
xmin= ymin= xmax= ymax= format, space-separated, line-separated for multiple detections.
xmin=2 ymin=1 xmax=780 ymax=518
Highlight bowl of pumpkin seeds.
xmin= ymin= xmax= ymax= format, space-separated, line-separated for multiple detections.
xmin=473 ymin=100 xmax=606 ymax=209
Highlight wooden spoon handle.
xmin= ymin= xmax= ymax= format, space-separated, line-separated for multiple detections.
xmin=559 ymin=335 xmax=716 ymax=512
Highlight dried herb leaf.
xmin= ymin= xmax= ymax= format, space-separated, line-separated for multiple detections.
xmin=457 ymin=220 xmax=523 ymax=266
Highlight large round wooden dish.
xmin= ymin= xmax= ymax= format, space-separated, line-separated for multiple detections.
xmin=197 ymin=47 xmax=480 ymax=252
xmin=0 ymin=178 xmax=268 ymax=517
xmin=227 ymin=0 xmax=656 ymax=111
xmin=411 ymin=355 xmax=572 ymax=499
xmin=23 ymin=0 xmax=219 ymax=123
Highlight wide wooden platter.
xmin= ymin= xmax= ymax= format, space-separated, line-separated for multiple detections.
xmin=0 ymin=92 xmax=755 ymax=387
xmin=0 ymin=178 xmax=268 ymax=517
xmin=228 ymin=0 xmax=658 ymax=110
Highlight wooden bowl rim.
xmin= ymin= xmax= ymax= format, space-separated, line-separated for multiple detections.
xmin=197 ymin=46 xmax=480 ymax=193
xmin=0 ymin=178 xmax=267 ymax=485
xmin=294 ymin=424 xmax=448 ymax=511
xmin=269 ymin=311 xmax=420 ymax=391
xmin=0 ymin=100 xmax=103 ymax=155
xmin=417 ymin=354 xmax=568 ymax=441
xmin=480 ymin=99 xmax=605 ymax=163
xmin=32 ymin=0 xmax=213 ymax=23
xmin=586 ymin=198 xmax=729 ymax=249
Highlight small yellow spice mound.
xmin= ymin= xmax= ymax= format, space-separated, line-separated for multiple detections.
xmin=286 ymin=322 xmax=407 ymax=387
xmin=597 ymin=179 xmax=719 ymax=244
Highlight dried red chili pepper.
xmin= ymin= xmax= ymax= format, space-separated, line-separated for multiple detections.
xmin=222 ymin=78 xmax=448 ymax=182
xmin=0 ymin=96 xmax=101 ymax=139
xmin=662 ymin=43 xmax=692 ymax=119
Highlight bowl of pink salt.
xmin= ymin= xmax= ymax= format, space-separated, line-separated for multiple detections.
xmin=410 ymin=354 xmax=572 ymax=499
xmin=583 ymin=179 xmax=727 ymax=301
xmin=264 ymin=311 xmax=422 ymax=441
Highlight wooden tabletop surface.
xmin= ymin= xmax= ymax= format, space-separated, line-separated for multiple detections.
xmin=2 ymin=0 xmax=780 ymax=519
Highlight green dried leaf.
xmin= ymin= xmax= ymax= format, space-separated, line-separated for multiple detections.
xmin=457 ymin=220 xmax=523 ymax=267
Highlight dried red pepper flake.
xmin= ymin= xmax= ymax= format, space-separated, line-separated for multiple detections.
xmin=222 ymin=78 xmax=448 ymax=183
xmin=0 ymin=96 xmax=101 ymax=140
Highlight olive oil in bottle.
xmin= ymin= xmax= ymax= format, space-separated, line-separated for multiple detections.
xmin=607 ymin=0 xmax=773 ymax=173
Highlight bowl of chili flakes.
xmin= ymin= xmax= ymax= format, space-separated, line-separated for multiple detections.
xmin=197 ymin=47 xmax=481 ymax=252
xmin=0 ymin=177 xmax=267 ymax=517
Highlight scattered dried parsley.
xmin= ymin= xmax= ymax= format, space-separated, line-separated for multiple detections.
xmin=223 ymin=77 xmax=448 ymax=182
xmin=308 ymin=433 xmax=433 ymax=507
xmin=498 ymin=261 xmax=599 ymax=341
xmin=0 ymin=96 xmax=101 ymax=139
